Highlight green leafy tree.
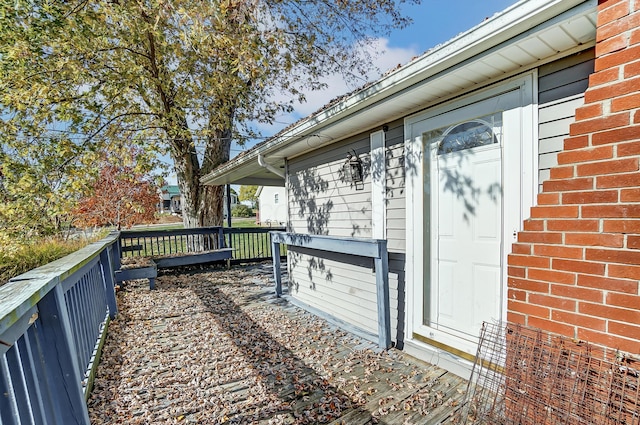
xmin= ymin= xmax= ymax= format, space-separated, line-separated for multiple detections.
xmin=231 ymin=204 xmax=253 ymax=218
xmin=0 ymin=136 xmax=161 ymax=241
xmin=0 ymin=136 xmax=96 ymax=240
xmin=0 ymin=0 xmax=416 ymax=228
xmin=239 ymin=185 xmax=259 ymax=208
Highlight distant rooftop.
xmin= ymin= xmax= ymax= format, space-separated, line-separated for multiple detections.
xmin=161 ymin=185 xmax=180 ymax=196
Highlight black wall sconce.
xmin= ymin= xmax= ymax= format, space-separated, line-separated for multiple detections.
xmin=345 ymin=150 xmax=363 ymax=184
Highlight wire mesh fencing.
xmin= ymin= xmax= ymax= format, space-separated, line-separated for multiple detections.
xmin=459 ymin=322 xmax=639 ymax=425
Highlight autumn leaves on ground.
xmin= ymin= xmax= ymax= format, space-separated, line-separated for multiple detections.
xmin=88 ymin=264 xmax=466 ymax=424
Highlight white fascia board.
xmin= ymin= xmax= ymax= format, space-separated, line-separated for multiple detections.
xmin=264 ymin=0 xmax=588 ymax=142
xmin=368 ymin=0 xmax=589 ymax=95
xmin=203 ymin=0 xmax=592 ymax=184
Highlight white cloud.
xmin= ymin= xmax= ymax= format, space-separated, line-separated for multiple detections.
xmin=297 ymin=38 xmax=417 ymax=115
xmin=253 ymin=38 xmax=419 ymax=137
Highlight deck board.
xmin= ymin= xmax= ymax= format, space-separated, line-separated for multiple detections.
xmin=87 ymin=263 xmax=469 ymax=424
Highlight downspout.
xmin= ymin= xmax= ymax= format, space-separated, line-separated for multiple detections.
xmin=258 ymin=154 xmax=285 ymax=178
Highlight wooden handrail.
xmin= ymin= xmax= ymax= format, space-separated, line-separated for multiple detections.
xmin=0 ymin=232 xmax=120 ymax=424
xmin=269 ymin=231 xmax=391 ymax=349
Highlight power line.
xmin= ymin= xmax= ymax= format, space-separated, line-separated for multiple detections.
xmin=6 ymin=133 xmax=289 ymax=143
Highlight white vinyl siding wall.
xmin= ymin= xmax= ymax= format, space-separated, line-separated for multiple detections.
xmin=538 ymin=49 xmax=594 ymax=189
xmin=287 ymin=129 xmax=401 ymax=341
xmin=287 ymin=250 xmax=398 ymax=337
xmin=284 ymin=50 xmax=593 ymax=346
xmin=288 ymin=135 xmax=372 ymax=238
xmin=384 ymin=123 xmax=406 ymax=254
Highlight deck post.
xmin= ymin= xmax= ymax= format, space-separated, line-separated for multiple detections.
xmin=112 ymin=231 xmax=122 ymax=269
xmin=37 ymin=285 xmax=90 ymax=425
xmin=271 ymin=237 xmax=282 ymax=297
xmin=218 ymin=227 xmax=231 ymax=269
xmin=225 ymin=185 xmax=232 ymax=229
xmin=217 ymin=227 xmax=224 ymax=249
xmin=375 ymin=240 xmax=391 ymax=349
xmin=100 ymin=249 xmax=118 ymax=319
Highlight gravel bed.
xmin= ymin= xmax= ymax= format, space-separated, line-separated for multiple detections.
xmin=88 ymin=263 xmax=462 ymax=424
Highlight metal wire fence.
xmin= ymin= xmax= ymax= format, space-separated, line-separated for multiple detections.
xmin=460 ymin=322 xmax=639 ymax=425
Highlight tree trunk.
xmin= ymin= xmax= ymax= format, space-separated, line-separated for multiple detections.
xmin=141 ymin=12 xmax=235 ymax=230
xmin=170 ymin=134 xmax=202 ymax=229
xmin=199 ymin=185 xmax=225 ymax=227
xmin=170 ymin=124 xmax=231 ymax=229
xmin=198 ymin=126 xmax=232 ymax=227
xmin=177 ymin=175 xmax=201 ymax=228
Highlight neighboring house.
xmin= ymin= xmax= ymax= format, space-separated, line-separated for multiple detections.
xmin=203 ymin=0 xmax=640 ymax=377
xmin=161 ymin=184 xmax=238 ymax=217
xmin=160 ymin=185 xmax=182 ymax=214
xmin=256 ymin=186 xmax=287 ymax=226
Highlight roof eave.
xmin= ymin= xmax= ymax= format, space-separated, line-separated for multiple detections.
xmin=203 ymin=0 xmax=595 ymax=186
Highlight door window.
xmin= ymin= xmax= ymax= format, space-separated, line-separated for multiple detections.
xmin=425 ymin=112 xmax=502 ymax=155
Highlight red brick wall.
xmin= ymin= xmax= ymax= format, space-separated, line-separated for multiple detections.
xmin=507 ymin=0 xmax=640 ymax=353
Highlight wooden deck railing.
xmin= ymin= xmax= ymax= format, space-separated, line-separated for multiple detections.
xmin=269 ymin=232 xmax=390 ymax=349
xmin=225 ymin=227 xmax=287 ymax=263
xmin=0 ymin=227 xmax=287 ymax=424
xmin=120 ymin=227 xmax=226 ymax=257
xmin=119 ymin=226 xmax=286 ymax=264
xmin=0 ymin=232 xmax=119 ymax=425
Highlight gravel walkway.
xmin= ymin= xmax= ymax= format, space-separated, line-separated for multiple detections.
xmin=87 ymin=263 xmax=467 ymax=424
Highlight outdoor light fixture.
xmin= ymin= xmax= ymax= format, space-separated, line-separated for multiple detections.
xmin=345 ymin=150 xmax=363 ymax=183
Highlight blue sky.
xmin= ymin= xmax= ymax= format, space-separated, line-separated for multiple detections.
xmin=391 ymin=0 xmax=519 ymax=53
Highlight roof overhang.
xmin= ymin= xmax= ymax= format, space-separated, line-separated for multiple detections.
xmin=203 ymin=0 xmax=596 ymax=187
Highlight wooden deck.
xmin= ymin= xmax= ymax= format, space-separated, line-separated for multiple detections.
xmin=87 ymin=263 xmax=468 ymax=424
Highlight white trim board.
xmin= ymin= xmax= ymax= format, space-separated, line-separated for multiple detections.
xmin=371 ymin=130 xmax=387 ymax=240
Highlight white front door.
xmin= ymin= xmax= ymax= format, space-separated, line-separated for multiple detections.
xmin=406 ymin=75 xmax=535 ymax=357
xmin=431 ymin=136 xmax=503 ymax=341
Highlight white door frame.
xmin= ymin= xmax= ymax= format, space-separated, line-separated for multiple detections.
xmin=404 ymin=72 xmax=537 ymax=360
xmin=371 ymin=130 xmax=387 ymax=240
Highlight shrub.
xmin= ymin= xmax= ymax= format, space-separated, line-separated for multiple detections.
xmin=0 ymin=230 xmax=109 ymax=286
xmin=232 ymin=204 xmax=254 ymax=218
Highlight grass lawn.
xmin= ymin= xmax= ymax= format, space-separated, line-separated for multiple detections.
xmin=226 ymin=217 xmax=260 ymax=228
xmin=130 ymin=217 xmax=261 ymax=231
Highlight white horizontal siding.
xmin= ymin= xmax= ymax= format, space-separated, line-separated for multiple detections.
xmin=538 ymin=95 xmax=585 ymax=190
xmin=385 ymin=137 xmax=406 ymax=254
xmin=539 ymin=135 xmax=565 ymax=154
xmin=537 ymin=50 xmax=593 ymax=190
xmin=387 ymin=218 xmax=407 ymax=232
xmin=386 ymin=208 xmax=405 ymax=219
xmin=286 ymin=226 xmax=372 ymax=239
xmin=286 ymin=122 xmax=404 ymax=344
xmin=288 ymin=250 xmax=398 ymax=338
xmin=288 ymin=157 xmax=373 ymax=236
